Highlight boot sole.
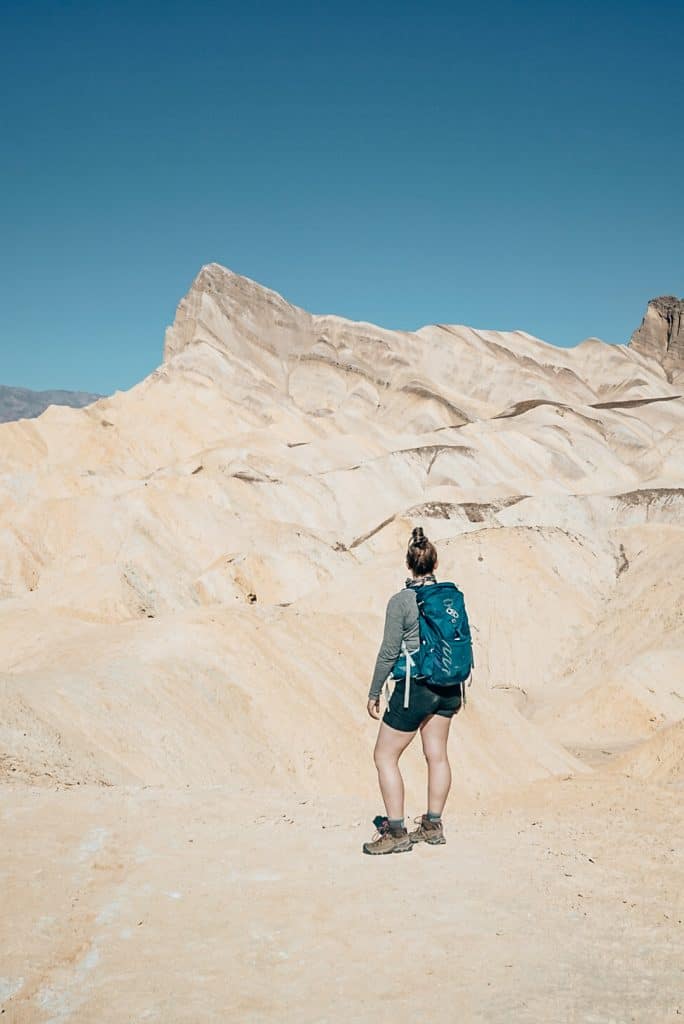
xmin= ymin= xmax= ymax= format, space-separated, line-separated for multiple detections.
xmin=409 ymin=834 xmax=446 ymax=846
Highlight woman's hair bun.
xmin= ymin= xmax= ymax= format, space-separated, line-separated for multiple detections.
xmin=406 ymin=525 xmax=437 ymax=574
xmin=410 ymin=526 xmax=428 ymax=549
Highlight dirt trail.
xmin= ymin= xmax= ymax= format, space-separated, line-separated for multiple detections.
xmin=2 ymin=772 xmax=682 ymax=1024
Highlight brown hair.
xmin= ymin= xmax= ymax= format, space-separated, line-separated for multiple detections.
xmin=406 ymin=526 xmax=438 ymax=576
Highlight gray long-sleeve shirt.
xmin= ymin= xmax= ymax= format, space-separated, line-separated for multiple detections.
xmin=368 ymin=587 xmax=421 ymax=700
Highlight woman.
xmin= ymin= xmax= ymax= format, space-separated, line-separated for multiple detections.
xmin=363 ymin=527 xmax=466 ymax=855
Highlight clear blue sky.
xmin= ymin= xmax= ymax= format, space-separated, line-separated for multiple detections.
xmin=1 ymin=0 xmax=682 ymax=393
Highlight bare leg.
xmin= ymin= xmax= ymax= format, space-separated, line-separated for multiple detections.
xmin=419 ymin=713 xmax=452 ymax=816
xmin=373 ymin=721 xmax=416 ymax=820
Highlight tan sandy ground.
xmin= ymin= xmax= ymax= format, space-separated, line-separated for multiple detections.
xmin=2 ymin=770 xmax=683 ymax=1024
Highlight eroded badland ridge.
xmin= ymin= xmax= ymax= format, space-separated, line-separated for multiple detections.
xmin=1 ymin=266 xmax=683 ymax=1023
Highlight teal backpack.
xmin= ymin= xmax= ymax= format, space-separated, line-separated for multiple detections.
xmin=392 ymin=582 xmax=474 ymax=709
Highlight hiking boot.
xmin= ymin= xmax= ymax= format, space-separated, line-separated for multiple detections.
xmin=362 ymin=824 xmax=412 ymax=855
xmin=409 ymin=815 xmax=446 ymax=846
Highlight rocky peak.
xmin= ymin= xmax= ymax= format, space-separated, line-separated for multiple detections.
xmin=163 ymin=263 xmax=311 ymax=365
xmin=629 ymin=295 xmax=684 ymax=380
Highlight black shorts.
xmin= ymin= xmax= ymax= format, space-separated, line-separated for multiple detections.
xmin=383 ymin=678 xmax=462 ymax=733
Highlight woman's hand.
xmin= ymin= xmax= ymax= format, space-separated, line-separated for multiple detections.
xmin=367 ymin=698 xmax=381 ymax=720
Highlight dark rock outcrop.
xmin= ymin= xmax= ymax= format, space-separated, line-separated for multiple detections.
xmin=629 ymin=296 xmax=684 ymax=380
xmin=0 ymin=385 xmax=101 ymax=423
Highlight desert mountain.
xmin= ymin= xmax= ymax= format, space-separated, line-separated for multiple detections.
xmin=1 ymin=266 xmax=683 ymax=1021
xmin=0 ymin=262 xmax=682 ymax=791
xmin=0 ymin=384 xmax=101 ymax=423
xmin=165 ymin=265 xmax=679 ymax=423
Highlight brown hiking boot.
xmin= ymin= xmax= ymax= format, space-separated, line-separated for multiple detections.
xmin=409 ymin=815 xmax=446 ymax=846
xmin=362 ymin=824 xmax=412 ymax=855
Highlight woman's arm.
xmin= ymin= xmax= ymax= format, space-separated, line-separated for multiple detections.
xmin=367 ymin=594 xmax=405 ymax=702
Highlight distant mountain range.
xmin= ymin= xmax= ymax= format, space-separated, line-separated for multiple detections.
xmin=0 ymin=385 xmax=101 ymax=424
